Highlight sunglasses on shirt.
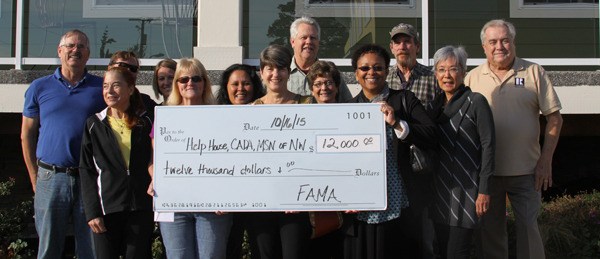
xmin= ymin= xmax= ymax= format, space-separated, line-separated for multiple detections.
xmin=177 ymin=75 xmax=203 ymax=84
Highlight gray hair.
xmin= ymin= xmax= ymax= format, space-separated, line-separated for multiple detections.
xmin=480 ymin=19 xmax=516 ymax=44
xmin=59 ymin=29 xmax=90 ymax=48
xmin=290 ymin=16 xmax=321 ymax=40
xmin=433 ymin=45 xmax=468 ymax=73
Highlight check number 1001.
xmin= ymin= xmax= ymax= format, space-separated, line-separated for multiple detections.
xmin=316 ymin=135 xmax=381 ymax=153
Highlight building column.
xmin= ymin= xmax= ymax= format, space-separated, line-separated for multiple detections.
xmin=194 ymin=0 xmax=243 ymax=70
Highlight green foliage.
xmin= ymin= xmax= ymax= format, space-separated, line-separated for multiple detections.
xmin=538 ymin=191 xmax=600 ymax=258
xmin=99 ymin=26 xmax=116 ymax=58
xmin=0 ymin=178 xmax=34 ymax=258
xmin=506 ymin=191 xmax=600 ymax=258
xmin=7 ymin=239 xmax=31 ymax=259
xmin=151 ymin=224 xmax=165 ymax=259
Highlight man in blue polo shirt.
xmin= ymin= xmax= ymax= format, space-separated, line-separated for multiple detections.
xmin=21 ymin=29 xmax=105 ymax=259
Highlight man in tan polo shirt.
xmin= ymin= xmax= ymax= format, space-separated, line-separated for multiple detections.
xmin=465 ymin=19 xmax=563 ymax=259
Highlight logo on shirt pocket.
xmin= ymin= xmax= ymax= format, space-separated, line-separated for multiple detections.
xmin=514 ymin=77 xmax=525 ymax=88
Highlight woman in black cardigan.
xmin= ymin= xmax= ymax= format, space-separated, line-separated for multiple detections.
xmin=80 ymin=67 xmax=154 ymax=259
xmin=428 ymin=45 xmax=495 ymax=259
xmin=344 ymin=44 xmax=437 ymax=259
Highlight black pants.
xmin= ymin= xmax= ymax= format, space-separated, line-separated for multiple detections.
xmin=226 ymin=213 xmax=260 ymax=259
xmin=246 ymin=212 xmax=312 ymax=259
xmin=309 ymin=228 xmax=344 ymax=259
xmin=92 ymin=210 xmax=154 ymax=259
xmin=397 ymin=205 xmax=436 ymax=258
xmin=434 ymin=224 xmax=473 ymax=259
xmin=343 ymin=217 xmax=402 ymax=259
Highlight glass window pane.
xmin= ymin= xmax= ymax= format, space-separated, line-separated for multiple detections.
xmin=246 ymin=0 xmax=599 ymax=69
xmin=430 ymin=0 xmax=599 ymax=66
xmin=0 ymin=0 xmax=14 ymax=57
xmin=245 ymin=0 xmax=420 ymax=59
xmin=524 ymin=0 xmax=598 ymax=4
xmin=26 ymin=0 xmax=196 ymax=59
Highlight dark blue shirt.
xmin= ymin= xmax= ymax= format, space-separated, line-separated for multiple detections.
xmin=23 ymin=68 xmax=105 ymax=167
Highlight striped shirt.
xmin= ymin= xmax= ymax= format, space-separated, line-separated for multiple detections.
xmin=430 ymin=86 xmax=495 ymax=229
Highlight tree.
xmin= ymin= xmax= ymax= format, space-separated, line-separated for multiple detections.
xmin=99 ymin=26 xmax=116 ymax=58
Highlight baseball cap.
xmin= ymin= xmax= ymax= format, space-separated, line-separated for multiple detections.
xmin=390 ymin=23 xmax=419 ymax=40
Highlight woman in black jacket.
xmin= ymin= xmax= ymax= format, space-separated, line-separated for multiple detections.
xmin=429 ymin=46 xmax=495 ymax=259
xmin=344 ymin=44 xmax=438 ymax=259
xmin=80 ymin=66 xmax=154 ymax=259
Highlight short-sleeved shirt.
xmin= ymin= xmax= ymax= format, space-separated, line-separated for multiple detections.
xmin=464 ymin=57 xmax=562 ymax=176
xmin=288 ymin=57 xmax=353 ymax=102
xmin=23 ymin=68 xmax=105 ymax=167
xmin=386 ymin=62 xmax=440 ymax=110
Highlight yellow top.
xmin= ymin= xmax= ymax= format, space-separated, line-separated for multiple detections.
xmin=108 ymin=116 xmax=132 ymax=168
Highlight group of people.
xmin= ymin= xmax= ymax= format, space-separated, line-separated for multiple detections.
xmin=21 ymin=15 xmax=562 ymax=259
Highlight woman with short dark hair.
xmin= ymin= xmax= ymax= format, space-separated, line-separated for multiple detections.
xmin=345 ymin=44 xmax=437 ymax=259
xmin=306 ymin=60 xmax=341 ymax=104
xmin=246 ymin=45 xmax=312 ymax=259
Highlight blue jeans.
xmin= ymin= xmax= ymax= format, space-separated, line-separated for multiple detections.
xmin=34 ymin=166 xmax=94 ymax=259
xmin=159 ymin=212 xmax=232 ymax=259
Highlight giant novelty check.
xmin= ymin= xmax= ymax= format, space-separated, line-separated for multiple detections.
xmin=153 ymin=103 xmax=387 ymax=212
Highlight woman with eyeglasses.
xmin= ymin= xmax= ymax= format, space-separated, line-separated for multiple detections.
xmin=306 ymin=60 xmax=342 ymax=104
xmin=344 ymin=44 xmax=437 ymax=259
xmin=80 ymin=67 xmax=154 ymax=259
xmin=151 ymin=58 xmax=232 ymax=259
xmin=428 ymin=46 xmax=495 ymax=259
xmin=152 ymin=59 xmax=177 ymax=105
xmin=246 ymin=44 xmax=313 ymax=259
xmin=304 ymin=60 xmax=346 ymax=259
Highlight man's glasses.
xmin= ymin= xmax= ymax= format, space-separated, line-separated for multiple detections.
xmin=61 ymin=43 xmax=87 ymax=50
xmin=313 ymin=80 xmax=335 ymax=89
xmin=111 ymin=62 xmax=139 ymax=73
xmin=177 ymin=76 xmax=203 ymax=84
xmin=357 ymin=66 xmax=385 ymax=72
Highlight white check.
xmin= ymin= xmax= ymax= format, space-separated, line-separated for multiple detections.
xmin=153 ymin=103 xmax=387 ymax=212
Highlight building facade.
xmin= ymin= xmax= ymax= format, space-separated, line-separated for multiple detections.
xmin=0 ymin=0 xmax=599 ymax=197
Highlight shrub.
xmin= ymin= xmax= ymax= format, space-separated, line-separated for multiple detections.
xmin=0 ymin=178 xmax=34 ymax=258
xmin=538 ymin=191 xmax=600 ymax=258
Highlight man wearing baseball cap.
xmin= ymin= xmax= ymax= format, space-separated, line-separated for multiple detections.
xmin=387 ymin=23 xmax=440 ymax=109
xmin=387 ymin=23 xmax=439 ymax=258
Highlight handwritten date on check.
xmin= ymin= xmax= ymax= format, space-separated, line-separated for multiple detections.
xmin=153 ymin=104 xmax=387 ymax=212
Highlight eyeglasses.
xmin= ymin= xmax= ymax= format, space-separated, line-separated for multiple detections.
xmin=111 ymin=62 xmax=139 ymax=73
xmin=177 ymin=75 xmax=203 ymax=84
xmin=313 ymin=80 xmax=335 ymax=88
xmin=357 ymin=66 xmax=385 ymax=72
xmin=435 ymin=67 xmax=461 ymax=75
xmin=61 ymin=43 xmax=87 ymax=50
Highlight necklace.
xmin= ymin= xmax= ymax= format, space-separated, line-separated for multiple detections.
xmin=115 ymin=118 xmax=126 ymax=134
xmin=111 ymin=109 xmax=127 ymax=134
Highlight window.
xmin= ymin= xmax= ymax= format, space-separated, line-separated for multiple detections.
xmin=295 ymin=0 xmax=419 ymax=18
xmin=510 ymin=0 xmax=599 ymax=18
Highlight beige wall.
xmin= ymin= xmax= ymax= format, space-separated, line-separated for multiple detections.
xmin=1 ymin=83 xmax=596 ymax=114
